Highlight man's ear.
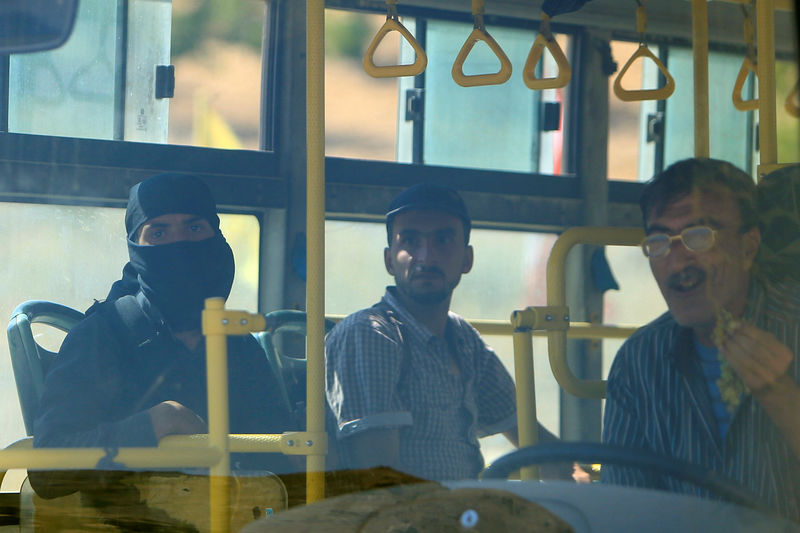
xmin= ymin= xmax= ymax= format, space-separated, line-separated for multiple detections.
xmin=384 ymin=247 xmax=395 ymax=275
xmin=741 ymin=226 xmax=761 ymax=271
xmin=462 ymin=245 xmax=474 ymax=274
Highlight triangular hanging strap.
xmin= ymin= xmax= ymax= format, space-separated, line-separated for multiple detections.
xmin=451 ymin=0 xmax=512 ymax=87
xmin=522 ymin=13 xmax=571 ymax=90
xmin=363 ymin=0 xmax=427 ymax=78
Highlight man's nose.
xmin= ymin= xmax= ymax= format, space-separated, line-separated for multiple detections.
xmin=414 ymin=237 xmax=438 ymax=262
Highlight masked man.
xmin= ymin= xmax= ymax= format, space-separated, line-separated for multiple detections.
xmin=32 ymin=173 xmax=294 ymax=497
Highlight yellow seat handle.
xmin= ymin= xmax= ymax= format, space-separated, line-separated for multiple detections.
xmin=522 ymin=13 xmax=571 ymax=90
xmin=732 ymin=56 xmax=759 ymax=111
xmin=613 ymin=5 xmax=675 ymax=102
xmin=451 ymin=0 xmax=512 ymax=87
xmin=786 ymin=81 xmax=800 ymax=118
xmin=363 ymin=0 xmax=427 ymax=78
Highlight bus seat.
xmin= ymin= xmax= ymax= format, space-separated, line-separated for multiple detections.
xmin=6 ymin=301 xmax=85 ymax=436
xmin=256 ymin=310 xmax=335 ymax=424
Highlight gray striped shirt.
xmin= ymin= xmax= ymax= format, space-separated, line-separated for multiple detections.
xmin=325 ymin=287 xmax=517 ymax=480
xmin=603 ymin=277 xmax=800 ymax=521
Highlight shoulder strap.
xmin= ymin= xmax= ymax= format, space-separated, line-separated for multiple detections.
xmin=95 ymin=294 xmax=160 ymax=354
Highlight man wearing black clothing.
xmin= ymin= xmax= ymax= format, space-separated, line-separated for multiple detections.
xmin=31 ymin=173 xmax=294 ymax=497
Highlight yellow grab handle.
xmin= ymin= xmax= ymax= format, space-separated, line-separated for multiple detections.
xmin=363 ymin=18 xmax=427 ymax=78
xmin=785 ymin=81 xmax=800 ymax=118
xmin=522 ymin=33 xmax=572 ymax=90
xmin=732 ymin=56 xmax=759 ymax=111
xmin=451 ymin=27 xmax=512 ymax=87
xmin=613 ymin=45 xmax=675 ymax=102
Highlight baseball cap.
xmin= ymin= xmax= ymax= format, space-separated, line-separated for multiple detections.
xmin=385 ymin=183 xmax=471 ymax=243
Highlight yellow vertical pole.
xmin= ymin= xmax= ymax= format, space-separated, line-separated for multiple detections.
xmin=206 ymin=297 xmax=231 ymax=532
xmin=692 ymin=0 xmax=710 ymax=158
xmin=306 ymin=0 xmax=326 ymax=503
xmin=512 ymin=327 xmax=540 ymax=481
xmin=757 ymin=0 xmax=778 ymax=167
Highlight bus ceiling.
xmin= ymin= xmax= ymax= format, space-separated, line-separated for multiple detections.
xmin=0 ymin=0 xmax=78 ymax=55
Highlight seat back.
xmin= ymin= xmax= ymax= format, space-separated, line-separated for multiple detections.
xmin=255 ymin=310 xmax=335 ymax=424
xmin=7 ymin=301 xmax=84 ymax=435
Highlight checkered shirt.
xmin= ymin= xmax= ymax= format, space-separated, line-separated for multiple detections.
xmin=325 ymin=288 xmax=517 ymax=481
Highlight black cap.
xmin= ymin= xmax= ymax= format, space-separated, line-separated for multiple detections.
xmin=125 ymin=173 xmax=220 ymax=239
xmin=385 ymin=183 xmax=471 ymax=243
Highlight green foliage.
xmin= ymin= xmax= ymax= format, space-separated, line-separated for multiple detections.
xmin=171 ymin=0 xmax=264 ymax=58
xmin=776 ymin=60 xmax=800 ymax=163
xmin=325 ymin=12 xmax=372 ymax=60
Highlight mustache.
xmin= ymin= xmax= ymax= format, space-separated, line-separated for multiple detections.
xmin=666 ymin=266 xmax=706 ymax=290
xmin=411 ymin=265 xmax=444 ymax=277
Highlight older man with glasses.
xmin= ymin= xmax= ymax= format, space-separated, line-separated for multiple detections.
xmin=602 ymin=158 xmax=800 ymax=523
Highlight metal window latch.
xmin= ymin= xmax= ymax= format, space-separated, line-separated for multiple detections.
xmin=405 ymin=88 xmax=424 ymax=122
xmin=542 ymin=101 xmax=561 ymax=131
xmin=646 ymin=111 xmax=664 ymax=143
xmin=155 ymin=65 xmax=175 ymax=99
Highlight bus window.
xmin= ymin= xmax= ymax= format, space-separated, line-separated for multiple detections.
xmin=8 ymin=0 xmax=270 ymax=149
xmin=325 ymin=10 xmax=399 ymax=161
xmin=169 ymin=1 xmax=267 ymax=149
xmin=607 ymin=40 xmax=663 ymax=182
xmin=777 ymin=58 xmax=800 ymax=163
xmin=8 ymin=0 xmax=132 ymax=141
xmin=601 ymin=244 xmax=667 ymax=380
xmin=325 ymin=220 xmax=559 ymax=464
xmin=420 ymin=20 xmax=570 ymax=174
xmin=662 ymin=48 xmax=753 ymax=172
xmin=0 ymin=203 xmax=259 ymax=448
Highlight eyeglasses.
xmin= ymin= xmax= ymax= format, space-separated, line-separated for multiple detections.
xmin=641 ymin=225 xmax=717 ymax=258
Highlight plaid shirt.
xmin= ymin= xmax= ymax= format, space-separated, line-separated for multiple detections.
xmin=603 ymin=277 xmax=800 ymax=522
xmin=325 ymin=287 xmax=517 ymax=480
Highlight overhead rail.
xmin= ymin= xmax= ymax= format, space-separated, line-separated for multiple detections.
xmin=522 ymin=13 xmax=572 ymax=90
xmin=363 ymin=0 xmax=427 ymax=78
xmin=732 ymin=2 xmax=759 ymax=112
xmin=452 ymin=0 xmax=513 ymax=86
xmin=613 ymin=1 xmax=676 ymax=102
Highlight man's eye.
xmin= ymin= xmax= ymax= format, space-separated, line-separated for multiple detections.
xmin=190 ymin=224 xmax=202 ymax=232
xmin=150 ymin=230 xmax=164 ymax=240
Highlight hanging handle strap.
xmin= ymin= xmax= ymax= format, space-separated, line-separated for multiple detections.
xmin=613 ymin=4 xmax=675 ymax=102
xmin=522 ymin=13 xmax=572 ymax=90
xmin=451 ymin=0 xmax=512 ymax=87
xmin=363 ymin=0 xmax=427 ymax=78
xmin=732 ymin=9 xmax=759 ymax=112
xmin=786 ymin=81 xmax=800 ymax=118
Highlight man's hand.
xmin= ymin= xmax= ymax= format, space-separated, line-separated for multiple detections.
xmin=148 ymin=400 xmax=208 ymax=441
xmin=718 ymin=321 xmax=793 ymax=392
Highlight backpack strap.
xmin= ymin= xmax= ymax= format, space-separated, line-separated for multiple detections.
xmin=95 ymin=294 xmax=162 ymax=354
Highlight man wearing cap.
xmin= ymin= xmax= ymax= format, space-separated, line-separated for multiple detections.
xmin=325 ymin=183 xmax=559 ymax=481
xmin=31 ymin=173 xmax=294 ymax=497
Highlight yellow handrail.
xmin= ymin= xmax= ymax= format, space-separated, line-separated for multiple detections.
xmin=306 ymin=0 xmax=327 ymax=505
xmin=451 ymin=0 xmax=512 ymax=87
xmin=546 ymin=227 xmax=645 ymax=398
xmin=363 ymin=0 xmax=427 ymax=78
xmin=522 ymin=13 xmax=571 ymax=91
xmin=613 ymin=4 xmax=675 ymax=102
xmin=732 ymin=8 xmax=759 ymax=112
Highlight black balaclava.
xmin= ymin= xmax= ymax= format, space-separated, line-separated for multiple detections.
xmin=122 ymin=173 xmax=235 ymax=332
